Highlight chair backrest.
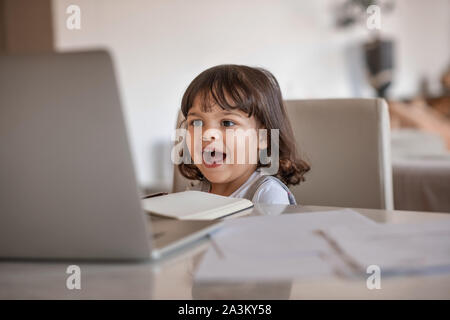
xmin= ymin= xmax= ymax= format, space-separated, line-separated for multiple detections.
xmin=285 ymin=98 xmax=393 ymax=210
xmin=172 ymin=111 xmax=194 ymax=193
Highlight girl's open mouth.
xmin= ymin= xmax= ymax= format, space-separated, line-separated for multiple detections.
xmin=202 ymin=149 xmax=227 ymax=168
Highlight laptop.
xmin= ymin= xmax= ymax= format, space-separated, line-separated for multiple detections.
xmin=0 ymin=51 xmax=223 ymax=260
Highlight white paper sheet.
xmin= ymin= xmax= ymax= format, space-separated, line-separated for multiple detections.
xmin=324 ymin=219 xmax=450 ymax=276
xmin=194 ymin=209 xmax=377 ymax=282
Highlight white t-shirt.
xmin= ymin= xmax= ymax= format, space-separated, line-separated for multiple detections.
xmin=187 ymin=169 xmax=293 ymax=205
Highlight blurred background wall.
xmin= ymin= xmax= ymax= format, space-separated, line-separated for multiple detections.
xmin=5 ymin=0 xmax=448 ymax=190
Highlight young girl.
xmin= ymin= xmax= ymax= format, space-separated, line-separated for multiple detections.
xmin=177 ymin=64 xmax=310 ymax=205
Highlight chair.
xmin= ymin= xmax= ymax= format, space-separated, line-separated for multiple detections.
xmin=172 ymin=111 xmax=193 ymax=193
xmin=285 ymin=98 xmax=393 ymax=210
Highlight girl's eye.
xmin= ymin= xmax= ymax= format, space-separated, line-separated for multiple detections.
xmin=222 ymin=120 xmax=236 ymax=127
xmin=190 ymin=119 xmax=203 ymax=127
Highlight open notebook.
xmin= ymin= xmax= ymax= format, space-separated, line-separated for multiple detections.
xmin=141 ymin=191 xmax=254 ymax=220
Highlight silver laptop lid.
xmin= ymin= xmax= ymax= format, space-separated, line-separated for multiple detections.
xmin=0 ymin=51 xmax=151 ymax=260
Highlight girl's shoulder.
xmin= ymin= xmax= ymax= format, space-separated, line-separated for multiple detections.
xmin=250 ymin=174 xmax=297 ymax=205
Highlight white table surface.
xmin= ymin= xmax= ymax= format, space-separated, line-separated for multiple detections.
xmin=1 ymin=204 xmax=450 ymax=299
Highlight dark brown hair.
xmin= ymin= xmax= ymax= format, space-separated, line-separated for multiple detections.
xmin=178 ymin=64 xmax=310 ymax=186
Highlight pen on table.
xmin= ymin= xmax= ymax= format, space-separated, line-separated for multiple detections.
xmin=141 ymin=192 xmax=168 ymax=199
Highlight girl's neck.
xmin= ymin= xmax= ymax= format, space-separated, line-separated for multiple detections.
xmin=209 ymin=167 xmax=257 ymax=197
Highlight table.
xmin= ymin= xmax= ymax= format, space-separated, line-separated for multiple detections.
xmin=390 ymin=128 xmax=450 ymax=213
xmin=393 ymin=156 xmax=450 ymax=213
xmin=1 ymin=204 xmax=450 ymax=299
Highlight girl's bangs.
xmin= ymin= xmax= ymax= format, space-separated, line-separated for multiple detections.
xmin=185 ymin=71 xmax=257 ymax=118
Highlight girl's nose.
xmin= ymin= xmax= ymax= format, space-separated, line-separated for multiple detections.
xmin=201 ymin=128 xmax=221 ymax=142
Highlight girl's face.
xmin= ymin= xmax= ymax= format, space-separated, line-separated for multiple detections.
xmin=186 ymin=94 xmax=263 ymax=185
